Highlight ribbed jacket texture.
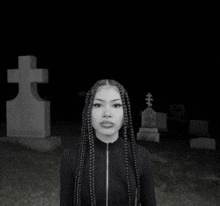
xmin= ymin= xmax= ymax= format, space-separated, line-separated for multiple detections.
xmin=60 ymin=136 xmax=156 ymax=206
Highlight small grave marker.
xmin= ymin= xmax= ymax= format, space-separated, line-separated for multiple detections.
xmin=137 ymin=93 xmax=162 ymax=142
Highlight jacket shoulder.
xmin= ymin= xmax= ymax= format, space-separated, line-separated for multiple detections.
xmin=135 ymin=143 xmax=151 ymax=158
xmin=134 ymin=143 xmax=153 ymax=174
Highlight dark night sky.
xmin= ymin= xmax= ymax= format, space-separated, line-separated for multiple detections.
xmin=1 ymin=1 xmax=220 ymax=122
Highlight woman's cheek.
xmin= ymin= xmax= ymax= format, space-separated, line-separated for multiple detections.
xmin=92 ymin=109 xmax=101 ymax=126
xmin=115 ymin=109 xmax=124 ymax=127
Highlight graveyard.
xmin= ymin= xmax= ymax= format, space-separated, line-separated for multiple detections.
xmin=1 ymin=121 xmax=220 ymax=205
xmin=0 ymin=56 xmax=220 ymax=205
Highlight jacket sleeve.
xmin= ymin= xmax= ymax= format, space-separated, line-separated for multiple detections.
xmin=60 ymin=149 xmax=75 ymax=206
xmin=140 ymin=149 xmax=157 ymax=206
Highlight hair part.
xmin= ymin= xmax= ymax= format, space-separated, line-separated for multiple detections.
xmin=74 ymin=79 xmax=140 ymax=206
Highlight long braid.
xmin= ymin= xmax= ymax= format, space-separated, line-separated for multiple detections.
xmin=87 ymin=88 xmax=97 ymax=206
xmin=74 ymin=93 xmax=89 ymax=205
xmin=75 ymin=123 xmax=87 ymax=205
xmin=123 ymin=127 xmax=132 ymax=206
xmin=117 ymin=84 xmax=132 ymax=206
xmin=124 ymin=90 xmax=141 ymax=205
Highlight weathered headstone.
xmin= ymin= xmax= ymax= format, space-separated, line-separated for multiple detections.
xmin=141 ymin=107 xmax=156 ymax=128
xmin=137 ymin=93 xmax=161 ymax=142
xmin=1 ymin=56 xmax=61 ymax=152
xmin=139 ymin=109 xmax=167 ymax=131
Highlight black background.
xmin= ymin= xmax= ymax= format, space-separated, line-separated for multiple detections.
xmin=1 ymin=1 xmax=219 ymax=126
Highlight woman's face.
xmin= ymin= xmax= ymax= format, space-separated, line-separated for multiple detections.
xmin=91 ymin=85 xmax=124 ymax=139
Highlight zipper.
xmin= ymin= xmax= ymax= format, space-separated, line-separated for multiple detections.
xmin=106 ymin=143 xmax=109 ymax=206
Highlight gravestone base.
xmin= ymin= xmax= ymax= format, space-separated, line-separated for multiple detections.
xmin=0 ymin=136 xmax=61 ymax=152
xmin=137 ymin=128 xmax=160 ymax=143
xmin=190 ymin=137 xmax=216 ymax=150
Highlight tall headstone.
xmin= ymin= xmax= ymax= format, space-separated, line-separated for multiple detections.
xmin=141 ymin=107 xmax=156 ymax=128
xmin=6 ymin=56 xmax=50 ymax=137
xmin=137 ymin=93 xmax=161 ymax=142
xmin=1 ymin=56 xmax=61 ymax=152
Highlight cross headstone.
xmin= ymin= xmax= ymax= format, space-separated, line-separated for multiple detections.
xmin=145 ymin=93 xmax=153 ymax=107
xmin=6 ymin=56 xmax=50 ymax=138
xmin=137 ymin=93 xmax=161 ymax=142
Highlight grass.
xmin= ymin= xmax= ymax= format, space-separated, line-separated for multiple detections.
xmin=1 ymin=121 xmax=220 ymax=206
xmin=144 ymin=141 xmax=220 ymax=206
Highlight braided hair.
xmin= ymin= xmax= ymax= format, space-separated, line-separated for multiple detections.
xmin=74 ymin=79 xmax=141 ymax=205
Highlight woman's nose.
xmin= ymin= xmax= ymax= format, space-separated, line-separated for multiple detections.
xmin=103 ymin=105 xmax=112 ymax=118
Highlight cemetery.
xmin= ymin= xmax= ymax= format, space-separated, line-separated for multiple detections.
xmin=0 ymin=56 xmax=219 ymax=205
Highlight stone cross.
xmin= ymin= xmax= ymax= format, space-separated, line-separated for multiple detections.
xmin=8 ymin=56 xmax=48 ymax=93
xmin=6 ymin=56 xmax=50 ymax=138
xmin=145 ymin=93 xmax=153 ymax=107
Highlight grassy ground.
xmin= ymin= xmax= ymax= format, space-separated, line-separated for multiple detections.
xmin=0 ymin=121 xmax=220 ymax=205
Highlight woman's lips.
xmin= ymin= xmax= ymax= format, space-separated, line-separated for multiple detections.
xmin=100 ymin=121 xmax=114 ymax=128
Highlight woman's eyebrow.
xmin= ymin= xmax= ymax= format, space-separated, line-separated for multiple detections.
xmin=111 ymin=99 xmax=121 ymax=102
xmin=94 ymin=98 xmax=121 ymax=102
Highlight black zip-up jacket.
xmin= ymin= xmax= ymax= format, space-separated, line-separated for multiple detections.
xmin=60 ymin=136 xmax=156 ymax=206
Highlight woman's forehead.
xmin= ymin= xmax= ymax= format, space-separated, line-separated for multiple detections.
xmin=94 ymin=85 xmax=121 ymax=100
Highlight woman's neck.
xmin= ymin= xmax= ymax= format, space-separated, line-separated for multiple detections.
xmin=95 ymin=131 xmax=119 ymax=144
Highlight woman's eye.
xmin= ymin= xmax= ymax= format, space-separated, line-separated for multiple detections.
xmin=93 ymin=103 xmax=101 ymax=108
xmin=113 ymin=103 xmax=122 ymax=108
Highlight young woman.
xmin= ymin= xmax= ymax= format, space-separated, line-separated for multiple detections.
xmin=60 ymin=79 xmax=156 ymax=206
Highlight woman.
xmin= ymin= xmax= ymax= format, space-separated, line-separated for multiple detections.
xmin=60 ymin=79 xmax=156 ymax=206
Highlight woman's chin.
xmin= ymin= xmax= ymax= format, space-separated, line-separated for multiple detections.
xmin=96 ymin=128 xmax=118 ymax=137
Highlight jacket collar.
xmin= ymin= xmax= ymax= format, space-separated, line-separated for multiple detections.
xmin=93 ymin=135 xmax=123 ymax=148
